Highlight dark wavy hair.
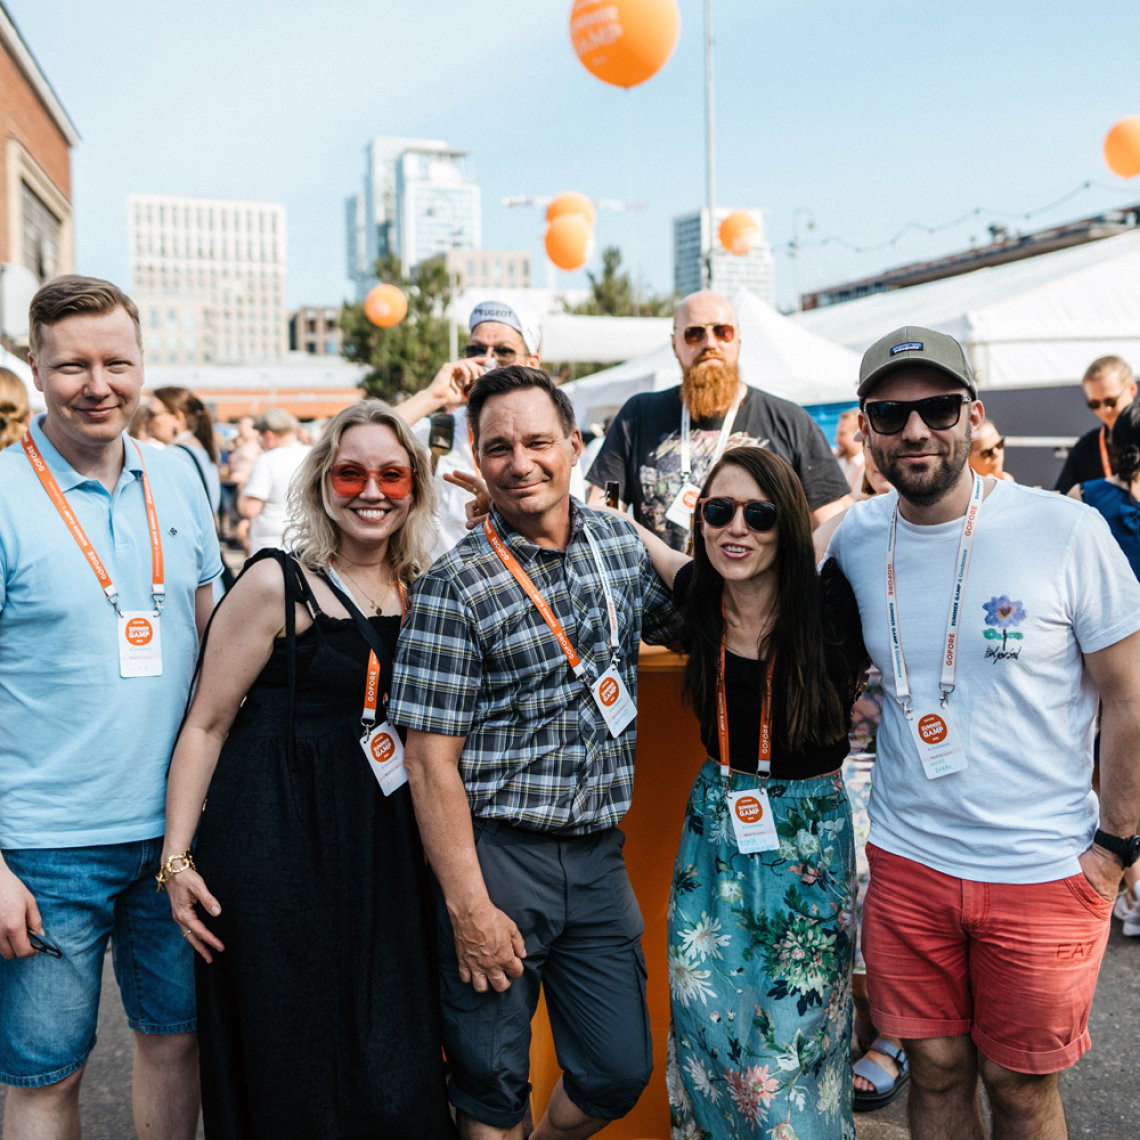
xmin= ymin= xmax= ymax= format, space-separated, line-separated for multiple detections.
xmin=681 ymin=446 xmax=849 ymax=752
xmin=1112 ymin=401 xmax=1140 ymax=483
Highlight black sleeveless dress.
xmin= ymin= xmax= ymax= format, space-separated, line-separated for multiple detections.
xmin=193 ymin=550 xmax=455 ymax=1140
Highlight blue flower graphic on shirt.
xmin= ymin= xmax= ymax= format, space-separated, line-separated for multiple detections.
xmin=983 ymin=595 xmax=1025 ymax=651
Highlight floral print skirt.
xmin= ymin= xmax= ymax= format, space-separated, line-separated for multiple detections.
xmin=667 ymin=761 xmax=856 ymax=1140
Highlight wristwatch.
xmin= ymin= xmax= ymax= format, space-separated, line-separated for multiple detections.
xmin=1093 ymin=828 xmax=1140 ymax=867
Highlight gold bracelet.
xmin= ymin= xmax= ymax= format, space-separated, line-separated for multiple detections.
xmin=155 ymin=850 xmax=196 ymax=893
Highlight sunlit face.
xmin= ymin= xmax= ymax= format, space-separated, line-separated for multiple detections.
xmin=672 ymin=292 xmax=741 ymax=374
xmin=145 ymin=397 xmax=183 ymax=444
xmin=476 ymin=387 xmax=582 ymax=526
xmin=30 ymin=307 xmax=143 ymax=454
xmin=1084 ymin=372 xmax=1136 ymax=430
xmin=466 ymin=322 xmax=538 ymax=375
xmin=835 ymin=415 xmax=859 ymax=457
xmin=859 ymin=367 xmax=981 ymax=509
xmin=969 ymin=421 xmax=1005 ymax=478
xmin=700 ymin=464 xmax=779 ymax=585
xmin=325 ymin=424 xmax=413 ymax=549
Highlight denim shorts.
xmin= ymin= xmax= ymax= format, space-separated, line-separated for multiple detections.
xmin=0 ymin=837 xmax=197 ymax=1087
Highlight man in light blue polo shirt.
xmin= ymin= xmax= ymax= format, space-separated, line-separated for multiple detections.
xmin=0 ymin=276 xmax=221 ymax=1139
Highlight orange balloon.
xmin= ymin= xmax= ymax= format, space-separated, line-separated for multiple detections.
xmin=570 ymin=0 xmax=680 ymax=89
xmin=546 ymin=191 xmax=597 ymax=228
xmin=719 ymin=210 xmax=762 ymax=256
xmin=1104 ymin=116 xmax=1140 ymax=178
xmin=545 ymin=214 xmax=596 ymax=271
xmin=364 ymin=284 xmax=407 ymax=328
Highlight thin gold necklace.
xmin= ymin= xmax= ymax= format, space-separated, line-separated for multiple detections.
xmin=333 ymin=559 xmax=388 ymax=616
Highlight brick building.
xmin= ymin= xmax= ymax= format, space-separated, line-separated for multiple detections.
xmin=0 ymin=1 xmax=78 ymax=326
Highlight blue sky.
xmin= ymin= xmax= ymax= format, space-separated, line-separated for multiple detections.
xmin=11 ymin=0 xmax=1140 ymax=310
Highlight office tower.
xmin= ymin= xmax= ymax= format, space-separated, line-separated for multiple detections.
xmin=129 ymin=194 xmax=287 ymax=365
xmin=673 ymin=208 xmax=775 ymax=302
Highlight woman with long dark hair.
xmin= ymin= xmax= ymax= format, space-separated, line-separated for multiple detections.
xmin=622 ymin=446 xmax=865 ymax=1140
xmin=146 ymin=385 xmax=222 ymax=512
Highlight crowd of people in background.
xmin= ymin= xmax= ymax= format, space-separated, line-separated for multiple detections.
xmin=2 ymin=275 xmax=1139 ymax=1140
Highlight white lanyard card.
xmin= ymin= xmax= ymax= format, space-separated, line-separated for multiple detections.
xmin=727 ymin=788 xmax=780 ymax=853
xmin=360 ymin=722 xmax=409 ymax=796
xmin=118 ymin=612 xmax=163 ymax=677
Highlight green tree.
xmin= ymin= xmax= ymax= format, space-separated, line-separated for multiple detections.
xmin=340 ymin=255 xmax=455 ymax=402
xmin=567 ymin=246 xmax=676 ymax=317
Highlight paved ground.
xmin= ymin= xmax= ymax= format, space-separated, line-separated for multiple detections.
xmin=1 ymin=924 xmax=1136 ymax=1138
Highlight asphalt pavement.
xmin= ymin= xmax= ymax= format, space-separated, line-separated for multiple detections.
xmin=1 ymin=925 xmax=1136 ymax=1138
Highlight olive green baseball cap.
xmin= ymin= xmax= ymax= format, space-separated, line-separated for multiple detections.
xmin=858 ymin=326 xmax=977 ymax=401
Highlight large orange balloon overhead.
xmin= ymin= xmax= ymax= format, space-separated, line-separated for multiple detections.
xmin=570 ymin=0 xmax=681 ymax=89
xmin=546 ymin=191 xmax=597 ymax=228
xmin=545 ymin=214 xmax=596 ymax=271
xmin=719 ymin=210 xmax=762 ymax=255
xmin=1104 ymin=117 xmax=1140 ymax=178
xmin=364 ymin=284 xmax=407 ymax=328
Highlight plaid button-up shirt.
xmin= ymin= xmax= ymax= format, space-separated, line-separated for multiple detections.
xmin=389 ymin=502 xmax=682 ymax=834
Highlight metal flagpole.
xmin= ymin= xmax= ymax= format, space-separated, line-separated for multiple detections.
xmin=704 ymin=0 xmax=716 ymax=289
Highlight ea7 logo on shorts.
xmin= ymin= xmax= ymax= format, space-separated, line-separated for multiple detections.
xmin=1056 ymin=941 xmax=1095 ymax=960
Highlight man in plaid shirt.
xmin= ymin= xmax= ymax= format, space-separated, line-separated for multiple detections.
xmin=390 ymin=366 xmax=682 ymax=1140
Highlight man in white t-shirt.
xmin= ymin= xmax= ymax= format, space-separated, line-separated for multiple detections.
xmin=238 ymin=408 xmax=311 ymax=552
xmin=828 ymin=326 xmax=1140 ymax=1140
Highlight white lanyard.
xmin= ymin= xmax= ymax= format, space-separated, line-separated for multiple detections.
xmin=885 ymin=473 xmax=983 ymax=719
xmin=680 ymin=386 xmax=746 ymax=479
xmin=581 ymin=527 xmax=621 ymax=665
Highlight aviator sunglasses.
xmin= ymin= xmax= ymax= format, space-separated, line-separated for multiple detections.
xmin=698 ymin=497 xmax=778 ymax=532
xmin=863 ymin=394 xmax=971 ymax=435
xmin=681 ymin=323 xmax=736 ymax=346
xmin=327 ymin=464 xmax=414 ymax=499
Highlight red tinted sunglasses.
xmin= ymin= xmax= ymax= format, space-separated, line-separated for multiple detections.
xmin=682 ymin=323 xmax=736 ymax=346
xmin=327 ymin=464 xmax=414 ymax=499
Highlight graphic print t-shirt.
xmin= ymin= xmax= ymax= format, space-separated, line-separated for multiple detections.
xmin=827 ymin=481 xmax=1140 ymax=883
xmin=586 ymin=386 xmax=851 ymax=550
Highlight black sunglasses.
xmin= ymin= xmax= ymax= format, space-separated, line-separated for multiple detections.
xmin=976 ymin=437 xmax=1005 ymax=460
xmin=863 ymin=394 xmax=971 ymax=435
xmin=27 ymin=929 xmax=62 ymax=959
xmin=698 ymin=497 xmax=778 ymax=532
xmin=1087 ymin=391 xmax=1128 ymax=411
xmin=462 ymin=344 xmax=518 ymax=362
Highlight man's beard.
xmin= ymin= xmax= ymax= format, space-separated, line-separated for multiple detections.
xmin=682 ymin=360 xmax=741 ymax=422
xmin=875 ymin=422 xmax=972 ymax=508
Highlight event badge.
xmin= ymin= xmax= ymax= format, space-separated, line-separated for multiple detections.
xmin=360 ymin=721 xmax=409 ymax=796
xmin=591 ymin=664 xmax=636 ymax=737
xmin=117 ymin=612 xmax=163 ymax=678
xmin=908 ymin=708 xmax=968 ymax=780
xmin=727 ymin=789 xmax=780 ymax=854
xmin=665 ymin=482 xmax=702 ymax=530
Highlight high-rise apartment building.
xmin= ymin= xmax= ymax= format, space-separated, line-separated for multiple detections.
xmin=673 ymin=208 xmax=775 ymax=303
xmin=346 ymin=136 xmax=480 ymax=299
xmin=130 ymin=194 xmax=287 ymax=366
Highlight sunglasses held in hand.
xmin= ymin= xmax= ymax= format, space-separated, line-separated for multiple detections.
xmin=327 ymin=464 xmax=414 ymax=499
xmin=698 ymin=497 xmax=778 ymax=532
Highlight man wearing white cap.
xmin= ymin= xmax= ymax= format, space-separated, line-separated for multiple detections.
xmin=397 ymin=299 xmax=542 ymax=562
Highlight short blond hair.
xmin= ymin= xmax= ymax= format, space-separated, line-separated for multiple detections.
xmin=1082 ymin=355 xmax=1133 ymax=387
xmin=28 ymin=275 xmax=141 ymax=357
xmin=0 ymin=367 xmax=30 ymax=450
xmin=284 ymin=400 xmax=438 ymax=584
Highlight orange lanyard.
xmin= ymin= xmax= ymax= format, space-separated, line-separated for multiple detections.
xmin=1099 ymin=426 xmax=1112 ymax=478
xmin=360 ymin=581 xmax=406 ymax=727
xmin=717 ymin=609 xmax=775 ymax=778
xmin=21 ymin=431 xmax=164 ymax=616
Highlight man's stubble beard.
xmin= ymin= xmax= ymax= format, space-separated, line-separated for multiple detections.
xmin=876 ymin=421 xmax=973 ymax=508
xmin=682 ymin=360 xmax=741 ymax=422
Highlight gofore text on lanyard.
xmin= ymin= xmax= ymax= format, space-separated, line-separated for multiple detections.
xmin=884 ymin=472 xmax=983 ymax=779
xmin=483 ymin=516 xmax=635 ymax=736
xmin=326 ymin=566 xmax=409 ymax=796
xmin=22 ymin=431 xmax=166 ymax=677
xmin=717 ymin=604 xmax=781 ymax=852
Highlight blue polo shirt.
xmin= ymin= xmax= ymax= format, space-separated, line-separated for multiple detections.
xmin=0 ymin=416 xmax=223 ymax=849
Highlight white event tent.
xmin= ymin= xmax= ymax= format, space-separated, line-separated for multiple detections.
xmin=561 ymin=291 xmax=861 ymax=432
xmin=793 ymin=230 xmax=1140 ymax=388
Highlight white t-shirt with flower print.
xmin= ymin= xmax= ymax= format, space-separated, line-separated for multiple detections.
xmin=829 ymin=480 xmax=1140 ymax=884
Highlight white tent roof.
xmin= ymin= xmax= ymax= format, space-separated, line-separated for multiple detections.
xmin=561 ymin=291 xmax=861 ymax=431
xmin=793 ymin=230 xmax=1140 ymax=388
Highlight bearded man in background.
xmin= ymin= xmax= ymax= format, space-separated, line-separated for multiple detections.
xmin=586 ymin=289 xmax=851 ymax=548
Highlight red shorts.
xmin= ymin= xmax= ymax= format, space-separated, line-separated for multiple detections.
xmin=863 ymin=843 xmax=1112 ymax=1074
